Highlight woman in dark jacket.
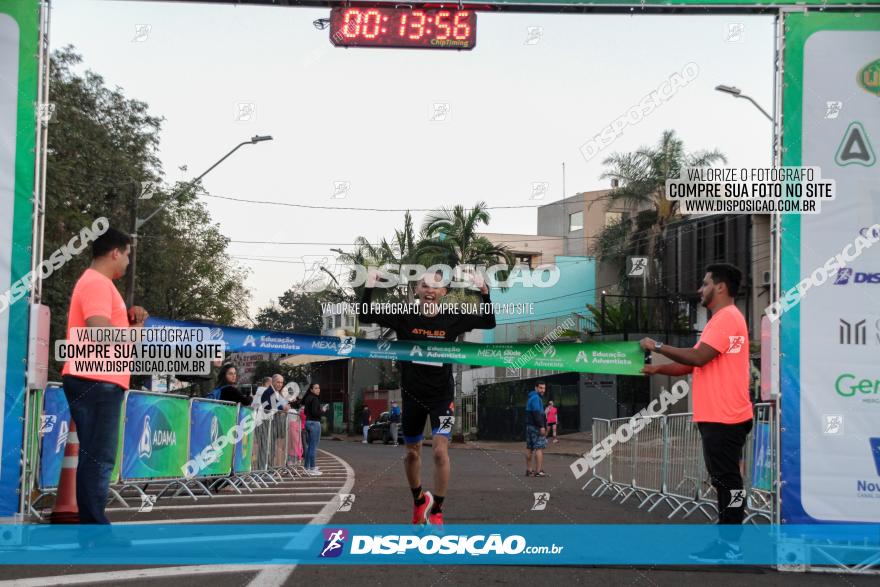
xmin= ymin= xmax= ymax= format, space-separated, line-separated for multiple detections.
xmin=302 ymin=383 xmax=324 ymax=475
xmin=213 ymin=364 xmax=250 ymax=405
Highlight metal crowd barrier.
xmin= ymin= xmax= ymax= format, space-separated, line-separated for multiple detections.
xmin=268 ymin=410 xmax=291 ymax=480
xmin=19 ymin=385 xmax=316 ymax=519
xmin=249 ymin=407 xmax=277 ymax=487
xmin=285 ymin=409 xmax=307 ymax=478
xmin=582 ymin=403 xmax=777 ymax=524
xmin=582 ymin=419 xmax=613 ymax=497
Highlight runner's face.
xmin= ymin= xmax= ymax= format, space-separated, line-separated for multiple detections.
xmin=416 ymin=276 xmax=447 ymax=304
xmin=273 ymin=377 xmax=283 ymax=390
xmin=226 ymin=368 xmax=237 ymax=384
xmin=536 ymin=384 xmax=545 ymax=394
xmin=312 ymin=385 xmax=320 ymax=395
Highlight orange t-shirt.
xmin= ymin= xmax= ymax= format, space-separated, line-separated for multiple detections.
xmin=61 ymin=268 xmax=131 ymax=389
xmin=691 ymin=304 xmax=752 ymax=424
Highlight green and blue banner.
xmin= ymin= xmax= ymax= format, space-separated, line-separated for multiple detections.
xmin=188 ymin=399 xmax=236 ymax=477
xmin=233 ymin=407 xmax=253 ymax=474
xmin=780 ymin=12 xmax=880 ymax=524
xmin=0 ymin=0 xmax=40 ymax=517
xmin=38 ymin=386 xmax=70 ymax=491
xmin=146 ymin=318 xmax=645 ymax=376
xmin=121 ymin=392 xmax=189 ymax=481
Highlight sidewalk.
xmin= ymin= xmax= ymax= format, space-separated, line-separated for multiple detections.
xmin=331 ymin=431 xmax=593 ymax=458
xmin=453 ymin=431 xmax=592 ymax=458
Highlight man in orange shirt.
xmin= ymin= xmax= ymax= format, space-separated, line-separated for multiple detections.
xmin=61 ymin=227 xmax=148 ymax=525
xmin=640 ymin=263 xmax=752 ymax=562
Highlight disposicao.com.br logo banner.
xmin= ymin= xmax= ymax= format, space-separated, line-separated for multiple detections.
xmin=2 ymin=525 xmax=879 ymax=566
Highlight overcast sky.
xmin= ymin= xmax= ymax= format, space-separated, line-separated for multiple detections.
xmin=51 ymin=1 xmax=774 ymax=317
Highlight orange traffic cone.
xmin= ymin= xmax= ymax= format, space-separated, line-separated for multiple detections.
xmin=50 ymin=420 xmax=80 ymax=524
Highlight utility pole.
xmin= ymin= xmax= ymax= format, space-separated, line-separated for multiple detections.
xmin=125 ymin=182 xmax=140 ymax=306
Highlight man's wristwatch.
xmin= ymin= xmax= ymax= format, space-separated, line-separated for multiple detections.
xmin=655 ymin=342 xmax=664 ymax=351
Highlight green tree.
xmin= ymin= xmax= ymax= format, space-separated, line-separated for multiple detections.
xmin=43 ymin=47 xmax=250 ymax=378
xmin=256 ymin=286 xmax=349 ymax=334
xmin=593 ymin=130 xmax=726 ymax=293
xmin=420 ymin=201 xmax=514 ymax=288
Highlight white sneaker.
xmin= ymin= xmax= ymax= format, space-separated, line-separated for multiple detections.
xmin=307 ymin=469 xmax=323 ymax=476
xmin=362 ymin=440 xmax=368 ymax=444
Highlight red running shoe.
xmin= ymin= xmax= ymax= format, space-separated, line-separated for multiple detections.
xmin=428 ymin=510 xmax=444 ymax=526
xmin=412 ymin=491 xmax=434 ymax=525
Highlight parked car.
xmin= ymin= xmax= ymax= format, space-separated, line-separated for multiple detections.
xmin=367 ymin=411 xmax=402 ymax=445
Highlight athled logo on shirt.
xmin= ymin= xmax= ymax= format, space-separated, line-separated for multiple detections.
xmin=727 ymin=336 xmax=745 ymax=354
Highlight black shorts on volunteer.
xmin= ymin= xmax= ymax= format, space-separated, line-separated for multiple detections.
xmin=401 ymin=391 xmax=455 ymax=444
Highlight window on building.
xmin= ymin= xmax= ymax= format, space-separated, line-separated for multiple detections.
xmin=605 ymin=212 xmax=622 ymax=227
xmin=344 ymin=314 xmax=355 ymax=328
xmin=569 ymin=211 xmax=584 ymax=232
xmin=515 ymin=254 xmax=533 ymax=269
xmin=713 ymin=220 xmax=726 ymax=261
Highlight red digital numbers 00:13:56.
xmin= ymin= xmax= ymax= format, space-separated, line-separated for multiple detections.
xmin=334 ymin=8 xmax=474 ymax=45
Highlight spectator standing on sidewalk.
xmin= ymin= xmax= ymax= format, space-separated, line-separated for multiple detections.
xmin=302 ymin=383 xmax=326 ymax=475
xmin=361 ymin=406 xmax=372 ymax=443
xmin=525 ymin=381 xmax=548 ymax=478
xmin=61 ymin=227 xmax=149 ymax=525
xmin=545 ymin=401 xmax=559 ymax=444
xmin=389 ymin=400 xmax=402 ymax=446
xmin=251 ymin=376 xmax=271 ymax=409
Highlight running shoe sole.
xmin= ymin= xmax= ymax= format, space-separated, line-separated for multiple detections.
xmin=419 ymin=491 xmax=435 ymax=525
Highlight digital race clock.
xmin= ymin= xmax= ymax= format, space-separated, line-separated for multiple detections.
xmin=329 ymin=7 xmax=477 ymax=50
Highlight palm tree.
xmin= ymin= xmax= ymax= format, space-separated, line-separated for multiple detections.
xmin=419 ymin=201 xmax=514 ymax=293
xmin=593 ymin=130 xmax=726 ymax=293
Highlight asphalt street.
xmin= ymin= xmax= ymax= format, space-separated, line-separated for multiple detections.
xmin=0 ymin=439 xmax=875 ymax=587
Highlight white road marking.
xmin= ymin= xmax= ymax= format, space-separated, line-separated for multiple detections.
xmin=127 ymin=513 xmax=318 ymax=524
xmin=106 ymin=500 xmax=329 ymax=512
xmin=247 ymin=449 xmax=355 ymax=587
xmin=3 ymin=450 xmax=354 ymax=586
xmin=0 ymin=566 xmax=263 ymax=586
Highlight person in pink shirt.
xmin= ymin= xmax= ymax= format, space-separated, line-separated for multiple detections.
xmin=544 ymin=401 xmax=559 ymax=443
xmin=640 ymin=263 xmax=752 ymax=563
xmin=61 ymin=227 xmax=149 ymax=527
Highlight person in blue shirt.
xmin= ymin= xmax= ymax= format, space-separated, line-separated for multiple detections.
xmin=525 ymin=381 xmax=548 ymax=477
xmin=389 ymin=400 xmax=402 ymax=446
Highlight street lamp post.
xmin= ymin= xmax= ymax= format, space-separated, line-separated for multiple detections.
xmin=714 ymin=84 xmax=773 ymax=122
xmin=125 ymin=135 xmax=273 ymax=305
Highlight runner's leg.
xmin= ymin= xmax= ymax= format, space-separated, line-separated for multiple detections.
xmin=427 ymin=400 xmax=455 ymax=514
xmin=432 ymin=435 xmax=450 ymax=497
xmin=402 ymin=393 xmax=429 ymax=493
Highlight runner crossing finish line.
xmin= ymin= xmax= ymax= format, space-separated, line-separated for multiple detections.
xmin=146 ymin=317 xmax=645 ymax=376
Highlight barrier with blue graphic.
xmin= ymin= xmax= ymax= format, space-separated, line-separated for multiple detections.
xmin=120 ymin=391 xmax=190 ymax=481
xmin=751 ymin=422 xmax=773 ymax=492
xmin=234 ymin=407 xmax=254 ymax=474
xmin=38 ymin=386 xmax=70 ymax=491
xmin=187 ymin=399 xmax=237 ymax=477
